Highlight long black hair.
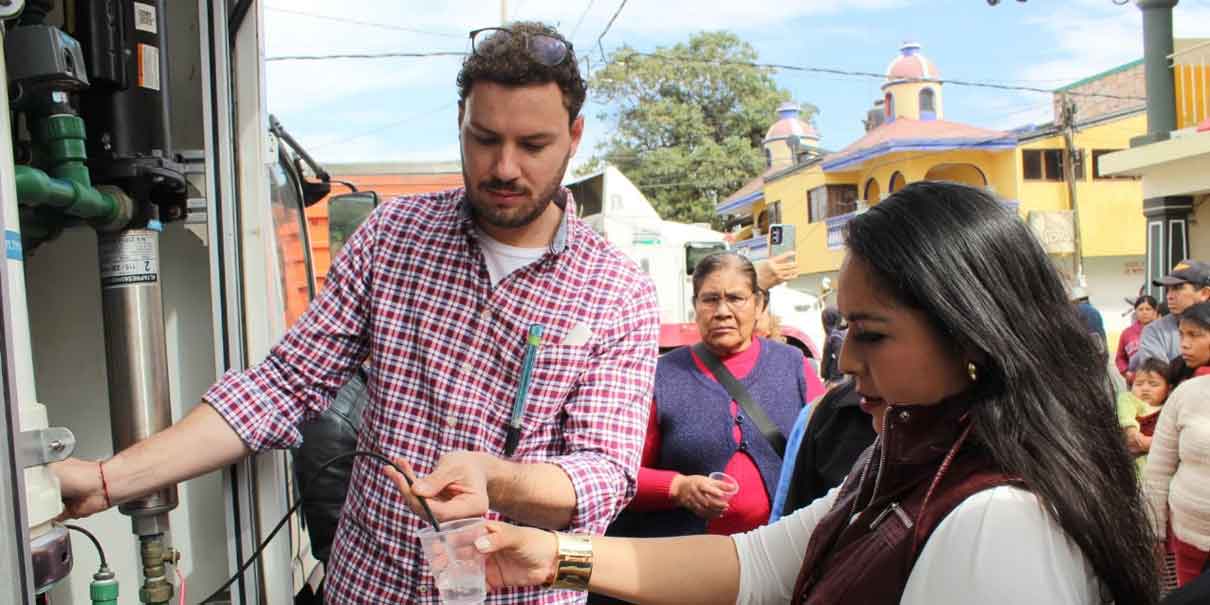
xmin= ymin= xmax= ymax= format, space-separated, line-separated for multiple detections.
xmin=845 ymin=182 xmax=1157 ymax=604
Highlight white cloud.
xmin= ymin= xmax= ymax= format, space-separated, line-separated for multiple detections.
xmin=969 ymin=0 xmax=1210 ymax=131
xmin=1016 ymin=0 xmax=1210 ymax=86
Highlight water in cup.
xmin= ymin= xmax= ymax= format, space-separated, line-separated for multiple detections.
xmin=418 ymin=518 xmax=489 ymax=605
xmin=436 ymin=559 xmax=486 ymax=605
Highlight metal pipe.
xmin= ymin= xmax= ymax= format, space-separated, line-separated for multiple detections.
xmin=96 ymin=227 xmax=179 ymax=527
xmin=136 ymin=534 xmax=175 ymax=605
xmin=1136 ymin=0 xmax=1180 ymax=144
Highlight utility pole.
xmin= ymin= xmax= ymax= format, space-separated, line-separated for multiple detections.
xmin=1060 ymin=93 xmax=1085 ymax=287
xmin=501 ymin=0 xmax=508 ymax=25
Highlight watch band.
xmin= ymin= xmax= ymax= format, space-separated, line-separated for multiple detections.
xmin=545 ymin=531 xmax=593 ymax=591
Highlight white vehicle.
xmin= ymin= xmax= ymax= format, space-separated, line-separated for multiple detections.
xmin=566 ymin=166 xmax=822 ymax=360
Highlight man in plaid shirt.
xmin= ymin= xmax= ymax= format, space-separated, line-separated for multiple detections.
xmin=54 ymin=22 xmax=659 ymax=604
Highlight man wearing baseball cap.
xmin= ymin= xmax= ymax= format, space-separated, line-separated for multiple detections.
xmin=1130 ymin=259 xmax=1210 ymax=370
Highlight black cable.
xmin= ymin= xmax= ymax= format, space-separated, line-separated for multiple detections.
xmin=199 ymin=451 xmax=441 ymax=604
xmin=63 ymin=523 xmax=107 ymax=568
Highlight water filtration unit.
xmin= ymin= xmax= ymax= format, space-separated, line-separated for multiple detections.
xmin=3 ymin=1 xmax=320 ymax=602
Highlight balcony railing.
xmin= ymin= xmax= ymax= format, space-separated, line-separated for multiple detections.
xmin=1173 ymin=39 xmax=1210 ymax=130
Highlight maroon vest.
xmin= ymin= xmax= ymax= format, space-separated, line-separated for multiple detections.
xmin=790 ymin=396 xmax=1020 ymax=605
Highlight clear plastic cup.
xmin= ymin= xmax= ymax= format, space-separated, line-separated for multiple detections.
xmin=417 ymin=518 xmax=488 ymax=605
xmin=709 ymin=471 xmax=740 ymax=501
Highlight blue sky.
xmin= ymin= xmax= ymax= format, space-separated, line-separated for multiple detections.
xmin=264 ymin=0 xmax=1210 ymax=170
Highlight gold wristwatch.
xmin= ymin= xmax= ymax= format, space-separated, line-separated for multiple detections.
xmin=545 ymin=531 xmax=593 ymax=591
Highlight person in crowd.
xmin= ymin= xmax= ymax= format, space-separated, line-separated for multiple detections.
xmin=1132 ymin=260 xmax=1210 ymax=371
xmin=1118 ymin=358 xmax=1170 ymax=475
xmin=605 ymin=253 xmax=825 ymax=541
xmin=54 ymin=22 xmax=661 ymax=605
xmin=1166 ymin=301 xmax=1210 ymax=388
xmin=1145 ymin=303 xmax=1210 ymax=587
xmin=755 ymin=288 xmax=785 ymax=343
xmin=770 ymin=377 xmax=875 ymax=523
xmin=818 ymin=307 xmax=846 ymax=385
xmin=1072 ymin=287 xmax=1106 ymax=354
xmin=398 ymin=181 xmax=1157 ymax=605
xmin=1118 ymin=295 xmax=1160 ymax=379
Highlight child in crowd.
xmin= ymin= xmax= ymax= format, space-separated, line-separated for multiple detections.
xmin=1169 ymin=302 xmax=1210 ymax=388
xmin=1118 ymin=358 xmax=1171 ymax=474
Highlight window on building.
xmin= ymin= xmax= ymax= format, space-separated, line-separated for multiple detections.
xmin=884 ymin=92 xmax=895 ymax=121
xmin=1022 ymin=149 xmax=1065 ymax=181
xmin=808 ymin=185 xmax=859 ymax=223
xmin=919 ymin=88 xmax=936 ymax=116
xmin=764 ymin=146 xmax=773 ymax=168
xmin=809 ymin=187 xmax=827 ymax=223
xmin=767 ymin=201 xmax=782 ymax=224
xmin=1092 ymin=149 xmax=1138 ymax=180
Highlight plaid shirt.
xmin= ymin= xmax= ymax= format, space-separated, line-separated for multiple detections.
xmin=204 ymin=188 xmax=659 ymax=604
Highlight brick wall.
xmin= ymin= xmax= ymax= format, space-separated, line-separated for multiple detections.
xmin=1054 ymin=63 xmax=1146 ymax=123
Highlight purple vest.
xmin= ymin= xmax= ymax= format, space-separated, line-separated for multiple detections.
xmin=614 ymin=339 xmax=805 ymax=537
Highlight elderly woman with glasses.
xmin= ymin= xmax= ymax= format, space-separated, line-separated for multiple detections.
xmin=605 ymin=252 xmax=825 ymax=543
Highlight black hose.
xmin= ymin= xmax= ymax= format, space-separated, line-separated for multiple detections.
xmin=64 ymin=523 xmax=107 ymax=568
xmin=199 ymin=451 xmax=441 ymax=604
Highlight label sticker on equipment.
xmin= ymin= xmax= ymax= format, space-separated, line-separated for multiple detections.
xmin=5 ymin=230 xmax=21 ymax=261
xmin=138 ymin=44 xmax=161 ymax=91
xmin=134 ymin=3 xmax=158 ymax=34
xmin=99 ymin=232 xmax=158 ymax=288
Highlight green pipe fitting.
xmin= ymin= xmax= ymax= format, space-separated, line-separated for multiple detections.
xmin=90 ymin=567 xmax=119 ymax=605
xmin=15 ymin=165 xmax=123 ymax=225
xmin=33 ymin=114 xmax=92 ymax=186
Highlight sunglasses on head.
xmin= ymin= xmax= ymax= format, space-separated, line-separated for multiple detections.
xmin=469 ymin=27 xmax=572 ymax=67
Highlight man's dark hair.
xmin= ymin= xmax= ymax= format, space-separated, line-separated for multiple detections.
xmin=457 ymin=22 xmax=586 ymax=124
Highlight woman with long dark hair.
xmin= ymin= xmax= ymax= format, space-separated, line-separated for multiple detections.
xmin=392 ymin=182 xmax=1158 ymax=604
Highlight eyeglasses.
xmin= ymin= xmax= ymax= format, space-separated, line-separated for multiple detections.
xmin=695 ymin=292 xmax=755 ymax=311
xmin=469 ymin=27 xmax=572 ymax=67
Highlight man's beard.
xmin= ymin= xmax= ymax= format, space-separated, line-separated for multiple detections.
xmin=464 ymin=152 xmax=570 ymax=230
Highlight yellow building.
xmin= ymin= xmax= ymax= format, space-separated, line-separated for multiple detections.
xmin=720 ymin=43 xmax=1148 ymax=337
xmin=1102 ymin=38 xmax=1210 ymax=296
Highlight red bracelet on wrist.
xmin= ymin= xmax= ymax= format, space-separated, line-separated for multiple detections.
xmin=98 ymin=461 xmax=113 ymax=509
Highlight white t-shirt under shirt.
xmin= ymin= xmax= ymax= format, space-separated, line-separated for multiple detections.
xmin=732 ymin=485 xmax=1102 ymax=605
xmin=475 ymin=228 xmax=548 ymax=287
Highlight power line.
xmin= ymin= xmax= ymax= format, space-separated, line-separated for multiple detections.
xmin=270 ymin=45 xmax=1145 ymax=104
xmin=267 ymin=51 xmax=467 ymax=62
xmin=595 ymin=0 xmax=628 ymax=60
xmin=264 ymin=6 xmax=463 ymax=39
xmin=570 ymin=0 xmax=596 ymax=43
xmin=624 ymin=53 xmax=1148 ymax=102
xmin=311 ymin=101 xmax=459 ymax=151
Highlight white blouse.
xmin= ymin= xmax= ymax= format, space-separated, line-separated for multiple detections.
xmin=732 ymin=486 xmax=1101 ymax=605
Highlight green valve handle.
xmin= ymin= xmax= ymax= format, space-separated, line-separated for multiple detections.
xmin=90 ymin=567 xmax=119 ymax=605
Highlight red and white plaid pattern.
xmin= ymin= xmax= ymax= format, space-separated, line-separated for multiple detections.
xmin=205 ymin=188 xmax=659 ymax=604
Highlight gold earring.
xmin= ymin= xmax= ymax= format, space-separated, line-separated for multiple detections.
xmin=967 ymin=362 xmax=978 ymax=383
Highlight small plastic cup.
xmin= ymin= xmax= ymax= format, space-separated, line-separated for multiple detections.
xmin=709 ymin=471 xmax=740 ymax=501
xmin=417 ymin=518 xmax=488 ymax=605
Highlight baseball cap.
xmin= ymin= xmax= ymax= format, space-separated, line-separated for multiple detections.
xmin=1153 ymin=259 xmax=1210 ymax=288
